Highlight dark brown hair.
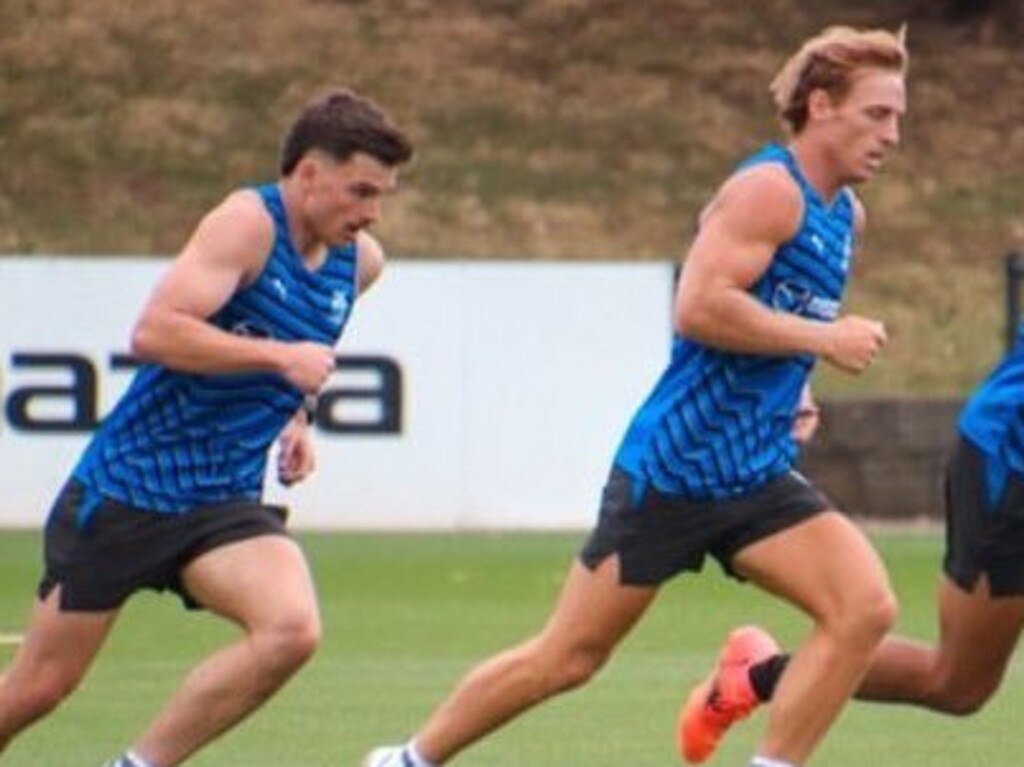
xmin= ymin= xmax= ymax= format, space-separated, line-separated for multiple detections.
xmin=279 ymin=88 xmax=414 ymax=175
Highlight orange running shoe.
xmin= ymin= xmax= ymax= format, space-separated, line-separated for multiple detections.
xmin=677 ymin=625 xmax=780 ymax=763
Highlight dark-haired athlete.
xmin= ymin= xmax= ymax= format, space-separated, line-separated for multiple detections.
xmin=0 ymin=88 xmax=412 ymax=767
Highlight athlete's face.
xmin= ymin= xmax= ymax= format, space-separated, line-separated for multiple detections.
xmin=302 ymin=151 xmax=398 ymax=245
xmin=816 ymin=68 xmax=906 ymax=185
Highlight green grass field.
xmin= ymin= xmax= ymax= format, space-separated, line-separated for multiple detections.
xmin=0 ymin=529 xmax=1020 ymax=766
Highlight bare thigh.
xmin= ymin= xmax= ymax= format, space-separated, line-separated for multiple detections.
xmin=537 ymin=556 xmax=659 ymax=657
xmin=180 ymin=534 xmax=319 ymax=630
xmin=732 ymin=510 xmax=893 ymax=622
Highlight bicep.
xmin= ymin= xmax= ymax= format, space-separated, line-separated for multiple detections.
xmin=141 ymin=196 xmax=270 ymax=321
xmin=679 ymin=211 xmax=778 ymax=297
xmin=144 ymin=245 xmax=244 ymax=322
xmin=677 ymin=179 xmax=799 ymax=306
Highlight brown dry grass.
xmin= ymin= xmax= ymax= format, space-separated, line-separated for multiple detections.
xmin=1 ymin=0 xmax=1022 ymax=393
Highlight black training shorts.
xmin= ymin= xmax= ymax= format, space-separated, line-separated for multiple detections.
xmin=944 ymin=438 xmax=1024 ymax=597
xmin=580 ymin=467 xmax=831 ymax=586
xmin=38 ymin=479 xmax=290 ymax=612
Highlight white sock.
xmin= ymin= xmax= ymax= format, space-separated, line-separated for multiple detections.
xmin=111 ymin=752 xmax=155 ymax=767
xmin=750 ymin=757 xmax=797 ymax=767
xmin=404 ymin=740 xmax=437 ymax=767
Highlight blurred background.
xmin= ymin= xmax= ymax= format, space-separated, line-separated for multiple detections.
xmin=3 ymin=0 xmax=1022 ymax=392
xmin=2 ymin=0 xmax=1024 ymax=522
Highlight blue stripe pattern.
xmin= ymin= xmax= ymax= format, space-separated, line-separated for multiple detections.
xmin=614 ymin=143 xmax=855 ymax=500
xmin=74 ymin=184 xmax=358 ymax=513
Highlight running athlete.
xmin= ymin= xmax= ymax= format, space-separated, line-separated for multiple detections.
xmin=0 ymin=88 xmax=412 ymax=767
xmin=682 ymin=328 xmax=1024 ymax=760
xmin=364 ymin=25 xmax=907 ymax=767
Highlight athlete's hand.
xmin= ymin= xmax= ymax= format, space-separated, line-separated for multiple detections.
xmin=822 ymin=315 xmax=887 ymax=374
xmin=278 ymin=341 xmax=336 ymax=394
xmin=791 ymin=385 xmax=821 ymax=444
xmin=277 ymin=413 xmax=316 ymax=486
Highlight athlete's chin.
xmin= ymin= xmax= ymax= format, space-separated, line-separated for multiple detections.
xmin=855 ymin=156 xmax=887 ymax=184
xmin=845 ymin=166 xmax=876 ymax=186
xmin=329 ymin=229 xmax=359 ymax=246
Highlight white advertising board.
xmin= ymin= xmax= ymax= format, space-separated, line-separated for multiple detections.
xmin=0 ymin=258 xmax=673 ymax=529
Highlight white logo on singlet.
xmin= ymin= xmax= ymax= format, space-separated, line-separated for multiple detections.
xmin=271 ymin=278 xmax=288 ymax=301
xmin=329 ymin=291 xmax=349 ymax=324
xmin=771 ymin=280 xmax=839 ymax=321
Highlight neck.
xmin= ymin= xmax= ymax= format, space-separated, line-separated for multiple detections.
xmin=787 ymin=137 xmax=843 ymax=202
xmin=277 ymin=179 xmax=328 ymax=268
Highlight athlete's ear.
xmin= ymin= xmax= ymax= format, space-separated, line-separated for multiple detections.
xmin=806 ymin=88 xmax=835 ymax=124
xmin=293 ymin=154 xmax=321 ymax=187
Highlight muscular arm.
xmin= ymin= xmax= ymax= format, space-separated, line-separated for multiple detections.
xmin=130 ymin=191 xmax=294 ymax=376
xmin=132 ymin=192 xmax=336 ymax=392
xmin=674 ymin=166 xmax=885 ymax=373
xmin=674 ymin=165 xmax=833 ymax=357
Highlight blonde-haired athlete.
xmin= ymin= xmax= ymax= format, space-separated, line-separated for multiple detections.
xmin=367 ymin=24 xmax=907 ymax=767
xmin=675 ymin=25 xmax=910 ymax=766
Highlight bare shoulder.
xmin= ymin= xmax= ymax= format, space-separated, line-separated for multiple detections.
xmin=355 ymin=231 xmax=386 ymax=295
xmin=701 ymin=162 xmax=804 ymax=243
xmin=186 ymin=189 xmax=275 ymax=278
xmin=204 ymin=189 xmax=274 ymax=245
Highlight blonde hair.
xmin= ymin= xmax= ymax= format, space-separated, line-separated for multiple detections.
xmin=770 ymin=26 xmax=908 ymax=134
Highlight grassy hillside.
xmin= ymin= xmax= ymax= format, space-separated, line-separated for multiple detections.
xmin=1 ymin=0 xmax=1022 ymax=394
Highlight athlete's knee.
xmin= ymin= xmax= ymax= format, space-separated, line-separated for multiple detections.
xmin=515 ymin=636 xmax=612 ymax=696
xmin=927 ymin=674 xmax=1000 ymax=716
xmin=860 ymin=586 xmax=899 ymax=639
xmin=542 ymin=640 xmax=614 ymax=693
xmin=930 ymin=688 xmax=990 ymax=716
xmin=560 ymin=646 xmax=612 ymax=691
xmin=251 ymin=608 xmax=322 ymax=674
xmin=827 ymin=585 xmax=898 ymax=649
xmin=1 ymin=666 xmax=81 ymax=725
